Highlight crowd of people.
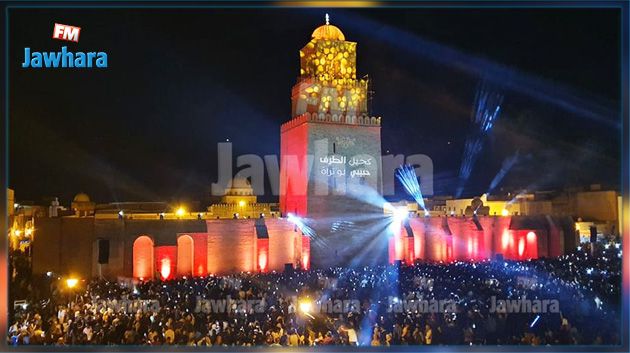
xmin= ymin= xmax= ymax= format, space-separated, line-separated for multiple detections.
xmin=7 ymin=242 xmax=621 ymax=346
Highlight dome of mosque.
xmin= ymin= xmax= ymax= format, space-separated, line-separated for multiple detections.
xmin=311 ymin=24 xmax=345 ymax=41
xmin=231 ymin=178 xmax=252 ymax=189
xmin=73 ymin=193 xmax=91 ymax=203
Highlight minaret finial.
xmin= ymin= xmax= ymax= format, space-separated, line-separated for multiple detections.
xmin=325 ymin=13 xmax=330 ymax=25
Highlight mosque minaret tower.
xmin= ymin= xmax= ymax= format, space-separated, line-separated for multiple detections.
xmin=279 ymin=16 xmax=386 ymax=268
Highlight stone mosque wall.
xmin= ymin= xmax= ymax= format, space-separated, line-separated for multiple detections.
xmin=390 ymin=215 xmax=574 ymax=264
xmin=206 ymin=219 xmax=256 ymax=275
xmin=31 ymin=213 xmax=575 ymax=281
xmin=32 ymin=217 xmax=305 ymax=280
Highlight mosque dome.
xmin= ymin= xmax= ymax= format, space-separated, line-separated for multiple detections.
xmin=311 ymin=14 xmax=345 ymax=41
xmin=224 ymin=178 xmax=254 ymax=196
xmin=73 ymin=192 xmax=91 ymax=203
xmin=231 ymin=177 xmax=251 ymax=189
xmin=311 ymin=24 xmax=345 ymax=41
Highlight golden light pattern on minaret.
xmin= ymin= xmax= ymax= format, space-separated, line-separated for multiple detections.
xmin=292 ymin=15 xmax=369 ymax=117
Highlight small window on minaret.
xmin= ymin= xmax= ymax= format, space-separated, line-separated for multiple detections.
xmin=333 ymin=143 xmax=336 ymax=153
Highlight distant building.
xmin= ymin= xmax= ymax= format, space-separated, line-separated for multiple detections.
xmin=562 ymin=186 xmax=621 ymax=241
xmin=71 ymin=192 xmax=96 ymax=217
xmin=208 ymin=178 xmax=279 ymax=219
xmin=7 ymin=189 xmax=37 ymax=252
xmin=444 ymin=193 xmax=552 ymax=217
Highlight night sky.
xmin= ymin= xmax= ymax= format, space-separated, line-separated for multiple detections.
xmin=9 ymin=7 xmax=621 ymax=206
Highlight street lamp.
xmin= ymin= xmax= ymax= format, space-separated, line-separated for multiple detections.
xmin=65 ymin=277 xmax=79 ymax=304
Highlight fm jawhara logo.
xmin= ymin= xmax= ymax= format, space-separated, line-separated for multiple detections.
xmin=21 ymin=22 xmax=108 ymax=68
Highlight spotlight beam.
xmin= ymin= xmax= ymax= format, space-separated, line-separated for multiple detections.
xmin=395 ymin=164 xmax=427 ymax=212
xmin=332 ymin=11 xmax=618 ymax=127
xmin=455 ymin=82 xmax=504 ymax=198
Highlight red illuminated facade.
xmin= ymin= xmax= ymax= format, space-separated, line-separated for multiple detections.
xmin=129 ymin=218 xmax=308 ymax=279
xmin=388 ymin=215 xmax=560 ymax=264
xmin=155 ymin=246 xmax=176 ymax=280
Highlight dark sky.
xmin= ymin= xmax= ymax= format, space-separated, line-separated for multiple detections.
xmin=9 ymin=7 xmax=621 ymax=205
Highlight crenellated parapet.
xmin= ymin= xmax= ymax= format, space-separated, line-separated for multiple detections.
xmin=281 ymin=112 xmax=381 ymax=132
xmin=208 ymin=202 xmax=278 ymax=219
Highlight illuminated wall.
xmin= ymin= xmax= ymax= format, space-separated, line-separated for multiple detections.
xmin=280 ymin=116 xmax=384 ymax=268
xmin=546 ymin=218 xmax=564 ymax=258
xmin=191 ymin=233 xmax=208 ymax=277
xmin=390 ymin=216 xmax=549 ymax=263
xmin=279 ymin=121 xmax=309 ymax=216
xmin=389 ymin=229 xmax=403 ymax=264
xmin=301 ymin=235 xmax=311 ymax=270
xmin=424 ymin=218 xmax=453 ymax=262
xmin=206 ymin=219 xmax=256 ymax=274
xmin=477 ymin=217 xmax=499 ymax=258
xmin=448 ymin=217 xmax=487 ymax=261
xmin=498 ymin=230 xmax=539 ymax=260
xmin=34 ymin=214 xmax=572 ymax=280
xmin=176 ymin=235 xmax=194 ymax=277
xmin=409 ymin=218 xmax=426 ymax=261
xmin=125 ymin=219 xmax=311 ymax=278
xmin=154 ymin=245 xmax=176 ymax=280
xmin=257 ymin=238 xmax=269 ymax=272
xmin=389 ymin=235 xmax=415 ymax=265
xmin=266 ymin=219 xmax=301 ymax=271
xmin=132 ymin=236 xmax=154 ymax=279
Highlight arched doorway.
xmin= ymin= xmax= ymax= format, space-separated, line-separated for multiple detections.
xmin=133 ymin=236 xmax=154 ymax=279
xmin=177 ymin=235 xmax=194 ymax=277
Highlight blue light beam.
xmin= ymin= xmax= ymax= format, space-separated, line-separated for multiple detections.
xmin=487 ymin=152 xmax=520 ymax=195
xmin=396 ymin=164 xmax=427 ymax=213
xmin=455 ymin=82 xmax=504 ymax=198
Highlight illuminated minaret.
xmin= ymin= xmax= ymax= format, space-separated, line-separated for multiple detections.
xmin=280 ymin=16 xmax=385 ymax=268
xmin=291 ymin=14 xmax=369 ymax=118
